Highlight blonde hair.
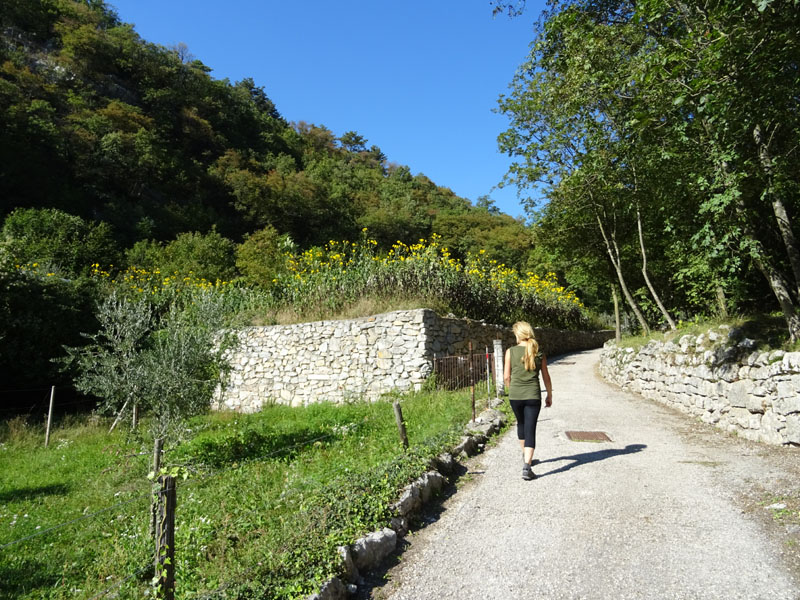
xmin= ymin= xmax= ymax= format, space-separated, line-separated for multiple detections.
xmin=512 ymin=321 xmax=539 ymax=371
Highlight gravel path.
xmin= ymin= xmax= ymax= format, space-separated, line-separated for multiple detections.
xmin=372 ymin=348 xmax=800 ymax=600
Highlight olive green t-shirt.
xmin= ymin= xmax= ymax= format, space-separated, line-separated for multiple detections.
xmin=508 ymin=345 xmax=543 ymax=401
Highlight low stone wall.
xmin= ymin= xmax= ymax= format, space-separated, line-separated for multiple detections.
xmin=216 ymin=309 xmax=612 ymax=412
xmin=599 ymin=327 xmax=800 ymax=446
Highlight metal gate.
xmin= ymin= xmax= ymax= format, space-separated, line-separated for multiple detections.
xmin=432 ymin=347 xmax=496 ymax=395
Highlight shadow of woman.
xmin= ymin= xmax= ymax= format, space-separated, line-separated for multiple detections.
xmin=536 ymin=444 xmax=647 ymax=478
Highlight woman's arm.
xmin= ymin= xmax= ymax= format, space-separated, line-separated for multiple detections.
xmin=503 ymin=348 xmax=511 ymax=392
xmin=541 ymin=355 xmax=553 ymax=407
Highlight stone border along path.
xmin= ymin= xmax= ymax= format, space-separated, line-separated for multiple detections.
xmin=360 ymin=348 xmax=800 ymax=600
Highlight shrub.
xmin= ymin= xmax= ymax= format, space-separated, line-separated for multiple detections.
xmin=62 ymin=290 xmax=237 ymax=438
xmin=0 ymin=244 xmax=100 ymax=389
xmin=1 ymin=207 xmax=119 ymax=277
xmin=235 ymin=224 xmax=296 ymax=285
xmin=126 ymin=229 xmax=237 ymax=283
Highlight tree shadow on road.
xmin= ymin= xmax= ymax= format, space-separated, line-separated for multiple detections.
xmin=536 ymin=444 xmax=647 ymax=478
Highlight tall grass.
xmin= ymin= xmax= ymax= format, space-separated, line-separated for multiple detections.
xmin=0 ymin=389 xmax=502 ymax=599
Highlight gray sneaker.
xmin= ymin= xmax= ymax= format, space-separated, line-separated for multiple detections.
xmin=522 ymin=464 xmax=536 ymax=480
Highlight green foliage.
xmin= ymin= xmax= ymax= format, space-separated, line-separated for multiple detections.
xmin=1 ymin=208 xmax=120 ymax=277
xmin=0 ymin=389 xmax=482 ymax=599
xmin=0 ymin=244 xmax=100 ymax=389
xmin=234 ymin=224 xmax=296 ymax=285
xmin=271 ymin=233 xmax=588 ymax=328
xmin=497 ymin=0 xmax=800 ymax=338
xmin=125 ymin=229 xmax=237 ymax=282
xmin=2 ymin=0 xmax=531 ymax=266
xmin=62 ymin=290 xmax=236 ymax=438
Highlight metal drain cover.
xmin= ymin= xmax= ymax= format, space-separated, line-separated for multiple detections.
xmin=566 ymin=431 xmax=611 ymax=442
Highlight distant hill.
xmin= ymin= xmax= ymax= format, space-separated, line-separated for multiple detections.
xmin=0 ymin=0 xmax=532 ymax=268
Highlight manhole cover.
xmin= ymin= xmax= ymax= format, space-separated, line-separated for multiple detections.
xmin=566 ymin=431 xmax=611 ymax=442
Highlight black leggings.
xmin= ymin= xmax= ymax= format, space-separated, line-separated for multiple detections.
xmin=510 ymin=399 xmax=542 ymax=448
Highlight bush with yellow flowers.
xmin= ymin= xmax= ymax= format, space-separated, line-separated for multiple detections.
xmin=80 ymin=229 xmax=588 ymax=329
xmin=273 ymin=230 xmax=588 ymax=329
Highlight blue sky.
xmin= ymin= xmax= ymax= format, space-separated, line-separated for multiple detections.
xmin=107 ymin=1 xmax=546 ymax=219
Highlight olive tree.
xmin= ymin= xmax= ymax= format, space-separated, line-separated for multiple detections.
xmin=63 ymin=291 xmax=236 ymax=438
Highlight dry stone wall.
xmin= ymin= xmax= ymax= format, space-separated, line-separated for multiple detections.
xmin=215 ymin=308 xmax=612 ymax=412
xmin=599 ymin=326 xmax=800 ymax=446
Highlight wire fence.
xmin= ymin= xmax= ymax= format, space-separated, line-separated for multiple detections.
xmin=432 ymin=347 xmax=497 ymax=397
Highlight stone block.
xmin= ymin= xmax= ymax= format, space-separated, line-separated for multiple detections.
xmin=740 ymin=428 xmax=760 ymax=442
xmin=305 ymin=577 xmax=348 ymax=600
xmin=392 ymin=485 xmax=421 ymax=517
xmin=431 ymin=452 xmax=456 ymax=475
xmin=785 ymin=415 xmax=800 ymax=445
xmin=746 ymin=394 xmax=765 ymax=414
xmin=452 ymin=435 xmax=478 ymax=458
xmin=389 ymin=516 xmax=409 ymax=537
xmin=337 ymin=546 xmax=358 ymax=583
xmin=351 ymin=528 xmax=397 ymax=571
xmin=747 ymin=413 xmax=762 ymax=430
xmin=783 ymin=352 xmax=800 ymax=370
xmin=774 ymin=396 xmax=800 ymax=416
xmin=776 ymin=376 xmax=800 ymax=398
xmin=729 ymin=407 xmax=751 ymax=428
xmin=760 ymin=410 xmax=785 ymax=438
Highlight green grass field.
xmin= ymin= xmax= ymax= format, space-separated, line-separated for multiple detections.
xmin=0 ymin=390 xmax=502 ymax=599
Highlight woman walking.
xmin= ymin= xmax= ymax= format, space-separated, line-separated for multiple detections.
xmin=504 ymin=321 xmax=552 ymax=480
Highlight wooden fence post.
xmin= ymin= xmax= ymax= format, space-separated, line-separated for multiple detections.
xmin=393 ymin=401 xmax=409 ymax=450
xmin=44 ymin=386 xmax=55 ymax=447
xmin=493 ymin=339 xmax=504 ymax=397
xmin=154 ymin=475 xmax=176 ymax=600
xmin=150 ymin=438 xmax=164 ymax=537
xmin=469 ymin=342 xmax=475 ymax=422
xmin=485 ymin=347 xmax=491 ymax=402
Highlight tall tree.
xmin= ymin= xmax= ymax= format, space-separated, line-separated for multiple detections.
xmin=498 ymin=0 xmax=800 ymax=340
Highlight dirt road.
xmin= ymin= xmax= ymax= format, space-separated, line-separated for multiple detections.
xmin=371 ymin=348 xmax=800 ymax=600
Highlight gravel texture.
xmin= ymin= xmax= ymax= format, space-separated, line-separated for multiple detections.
xmin=371 ymin=348 xmax=800 ymax=600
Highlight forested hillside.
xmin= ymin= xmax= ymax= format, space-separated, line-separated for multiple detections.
xmin=0 ymin=0 xmax=545 ymax=395
xmin=4 ymin=0 xmax=799 ymax=399
xmin=0 ymin=0 xmax=530 ymax=260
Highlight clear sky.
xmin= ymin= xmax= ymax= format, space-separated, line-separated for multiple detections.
xmin=107 ymin=1 xmax=546 ymax=220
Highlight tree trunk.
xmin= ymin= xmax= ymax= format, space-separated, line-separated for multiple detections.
xmin=716 ymin=151 xmax=800 ymax=342
xmin=595 ymin=213 xmax=651 ymax=335
xmin=753 ymin=123 xmax=800 ymax=299
xmin=752 ymin=254 xmax=800 ymax=344
xmin=715 ymin=284 xmax=728 ymax=318
xmin=612 ymin=286 xmax=621 ymax=343
xmin=636 ymin=203 xmax=676 ymax=330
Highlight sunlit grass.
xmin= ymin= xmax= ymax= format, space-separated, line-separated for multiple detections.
xmin=0 ymin=389 xmax=499 ymax=599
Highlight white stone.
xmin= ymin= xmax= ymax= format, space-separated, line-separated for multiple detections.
xmin=783 ymin=352 xmax=800 ymax=370
xmin=774 ymin=396 xmax=800 ymax=416
xmin=351 ymin=528 xmax=397 ymax=571
xmin=785 ymin=415 xmax=800 ymax=444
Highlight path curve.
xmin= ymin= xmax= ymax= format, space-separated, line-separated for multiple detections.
xmin=373 ymin=348 xmax=800 ymax=600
